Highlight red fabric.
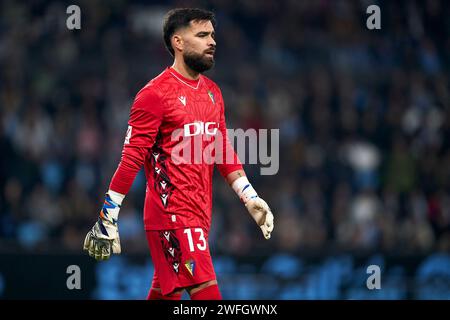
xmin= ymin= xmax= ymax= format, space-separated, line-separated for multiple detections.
xmin=190 ymin=284 xmax=222 ymax=300
xmin=146 ymin=229 xmax=217 ymax=296
xmin=109 ymin=67 xmax=242 ymax=232
xmin=109 ymin=89 xmax=163 ymax=194
xmin=147 ymin=288 xmax=182 ymax=300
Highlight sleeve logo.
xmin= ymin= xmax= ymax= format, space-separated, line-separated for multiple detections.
xmin=124 ymin=125 xmax=132 ymax=144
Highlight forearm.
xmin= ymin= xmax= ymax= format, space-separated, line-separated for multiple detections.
xmin=226 ymin=169 xmax=274 ymax=239
xmin=227 ymin=169 xmax=259 ymax=204
xmin=225 ymin=169 xmax=246 ymax=185
xmin=109 ymin=146 xmax=146 ymax=195
xmin=100 ymin=144 xmax=149 ymax=223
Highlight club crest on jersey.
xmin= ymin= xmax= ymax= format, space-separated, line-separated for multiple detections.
xmin=207 ymin=90 xmax=215 ymax=104
xmin=184 ymin=259 xmax=195 ymax=276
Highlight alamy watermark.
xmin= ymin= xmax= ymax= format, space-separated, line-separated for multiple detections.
xmin=66 ymin=5 xmax=81 ymax=30
xmin=366 ymin=264 xmax=381 ymax=290
xmin=163 ymin=122 xmax=279 ymax=175
xmin=66 ymin=265 xmax=81 ymax=290
xmin=366 ymin=5 xmax=381 ymax=30
xmin=66 ymin=4 xmax=380 ymax=31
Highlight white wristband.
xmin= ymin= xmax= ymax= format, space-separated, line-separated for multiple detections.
xmin=231 ymin=176 xmax=258 ymax=204
xmin=108 ymin=189 xmax=125 ymax=206
xmin=100 ymin=190 xmax=125 ymax=223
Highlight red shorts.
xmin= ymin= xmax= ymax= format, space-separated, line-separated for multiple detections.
xmin=146 ymin=227 xmax=217 ymax=296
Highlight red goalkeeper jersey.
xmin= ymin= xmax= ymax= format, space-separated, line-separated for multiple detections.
xmin=109 ymin=67 xmax=242 ymax=232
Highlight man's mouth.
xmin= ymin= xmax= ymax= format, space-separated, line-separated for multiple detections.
xmin=205 ymin=49 xmax=215 ymax=57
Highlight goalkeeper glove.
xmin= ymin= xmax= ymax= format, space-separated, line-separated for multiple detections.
xmin=83 ymin=191 xmax=123 ymax=261
xmin=232 ymin=177 xmax=274 ymax=239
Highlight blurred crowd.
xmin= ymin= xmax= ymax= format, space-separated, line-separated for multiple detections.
xmin=0 ymin=0 xmax=449 ymax=256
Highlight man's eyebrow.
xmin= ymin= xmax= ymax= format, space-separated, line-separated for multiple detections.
xmin=195 ymin=31 xmax=214 ymax=36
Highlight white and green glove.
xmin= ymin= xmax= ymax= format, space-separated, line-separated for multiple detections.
xmin=83 ymin=191 xmax=124 ymax=261
xmin=232 ymin=177 xmax=274 ymax=239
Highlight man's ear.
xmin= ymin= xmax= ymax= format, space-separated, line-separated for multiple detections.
xmin=172 ymin=34 xmax=183 ymax=53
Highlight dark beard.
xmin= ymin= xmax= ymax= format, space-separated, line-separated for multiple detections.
xmin=183 ymin=51 xmax=214 ymax=73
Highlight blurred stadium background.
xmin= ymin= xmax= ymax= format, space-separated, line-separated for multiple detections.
xmin=0 ymin=0 xmax=449 ymax=299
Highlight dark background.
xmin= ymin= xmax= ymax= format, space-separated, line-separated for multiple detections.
xmin=0 ymin=0 xmax=449 ymax=299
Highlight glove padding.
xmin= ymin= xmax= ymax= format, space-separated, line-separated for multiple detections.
xmin=83 ymin=218 xmax=121 ymax=261
xmin=245 ymin=197 xmax=274 ymax=239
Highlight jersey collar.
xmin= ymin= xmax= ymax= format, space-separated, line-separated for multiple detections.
xmin=168 ymin=67 xmax=202 ymax=90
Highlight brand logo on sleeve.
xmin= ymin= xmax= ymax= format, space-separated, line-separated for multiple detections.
xmin=124 ymin=125 xmax=132 ymax=144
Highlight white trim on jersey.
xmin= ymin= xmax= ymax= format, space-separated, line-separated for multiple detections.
xmin=169 ymin=71 xmax=202 ymax=90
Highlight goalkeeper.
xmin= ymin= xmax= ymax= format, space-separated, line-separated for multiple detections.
xmin=83 ymin=8 xmax=274 ymax=300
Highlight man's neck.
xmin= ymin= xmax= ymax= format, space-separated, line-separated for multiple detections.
xmin=171 ymin=59 xmax=200 ymax=80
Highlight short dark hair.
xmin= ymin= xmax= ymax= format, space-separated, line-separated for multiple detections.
xmin=163 ymin=8 xmax=216 ymax=57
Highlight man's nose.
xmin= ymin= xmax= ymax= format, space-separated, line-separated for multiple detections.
xmin=208 ymin=36 xmax=216 ymax=47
